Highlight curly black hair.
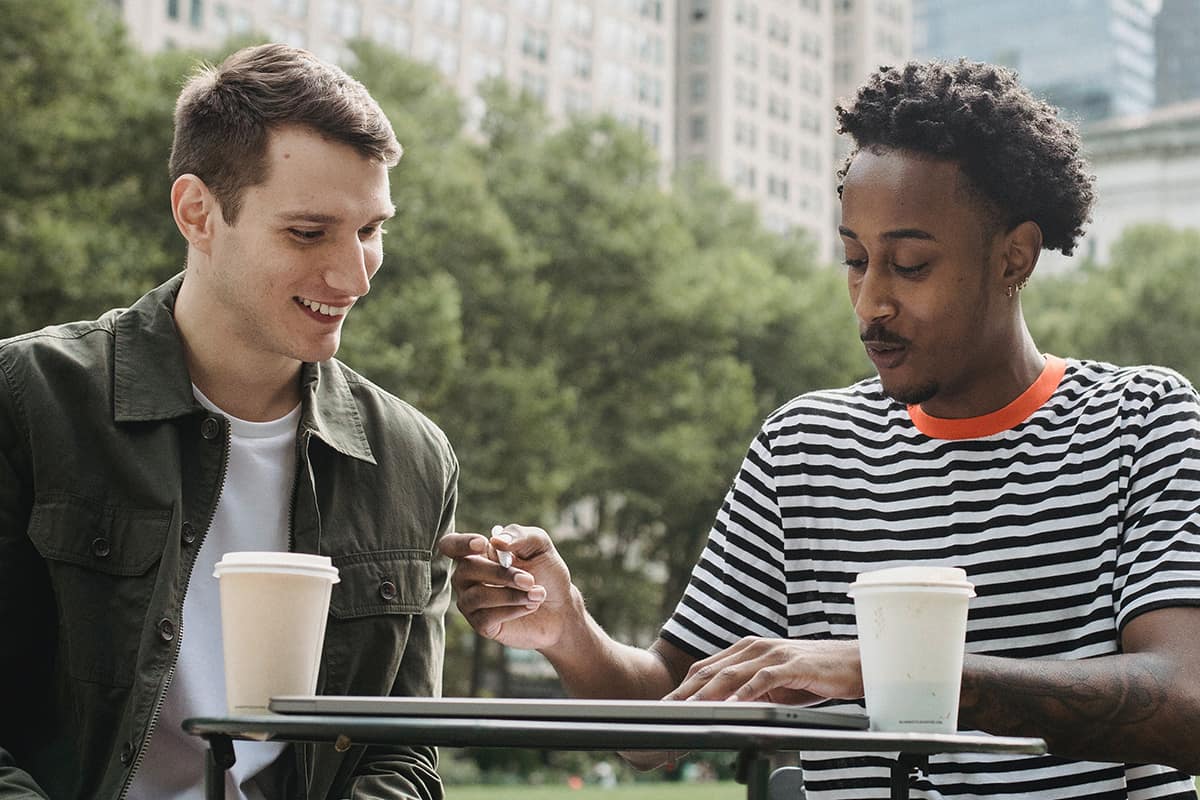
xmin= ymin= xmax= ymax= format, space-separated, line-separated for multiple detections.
xmin=836 ymin=60 xmax=1095 ymax=255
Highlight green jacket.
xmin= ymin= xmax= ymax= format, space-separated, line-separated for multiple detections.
xmin=0 ymin=274 xmax=457 ymax=799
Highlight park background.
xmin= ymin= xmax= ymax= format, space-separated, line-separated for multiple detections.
xmin=3 ymin=0 xmax=1199 ymax=793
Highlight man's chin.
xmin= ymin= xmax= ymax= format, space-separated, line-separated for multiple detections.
xmin=881 ymin=380 xmax=938 ymax=406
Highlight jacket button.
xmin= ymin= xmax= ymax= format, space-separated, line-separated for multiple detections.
xmin=200 ymin=416 xmax=221 ymax=440
xmin=91 ymin=537 xmax=111 ymax=558
xmin=181 ymin=521 xmax=197 ymax=545
xmin=379 ymin=580 xmax=398 ymax=601
xmin=120 ymin=741 xmax=136 ymax=766
xmin=158 ymin=618 xmax=176 ymax=642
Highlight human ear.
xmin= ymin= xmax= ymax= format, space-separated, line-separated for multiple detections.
xmin=170 ymin=174 xmax=218 ymax=256
xmin=999 ymin=220 xmax=1043 ymax=295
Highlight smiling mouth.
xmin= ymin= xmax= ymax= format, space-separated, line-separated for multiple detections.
xmin=296 ymin=296 xmax=350 ymax=317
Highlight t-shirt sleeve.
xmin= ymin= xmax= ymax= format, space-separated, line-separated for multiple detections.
xmin=1114 ymin=372 xmax=1200 ymax=629
xmin=660 ymin=428 xmax=790 ymax=659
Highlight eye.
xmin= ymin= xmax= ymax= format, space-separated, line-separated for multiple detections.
xmin=289 ymin=228 xmax=323 ymax=242
xmin=892 ymin=262 xmax=928 ymax=276
xmin=843 ymin=257 xmax=867 ymax=271
xmin=359 ymin=224 xmax=386 ymax=239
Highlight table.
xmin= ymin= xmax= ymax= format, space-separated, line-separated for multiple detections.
xmin=183 ymin=714 xmax=1045 ymax=800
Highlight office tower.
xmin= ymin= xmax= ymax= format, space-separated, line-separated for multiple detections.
xmin=914 ymin=0 xmax=1154 ymax=123
xmin=1156 ymin=0 xmax=1200 ymax=107
xmin=112 ymin=0 xmax=912 ymax=256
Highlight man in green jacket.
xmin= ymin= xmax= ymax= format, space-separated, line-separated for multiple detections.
xmin=0 ymin=43 xmax=457 ymax=799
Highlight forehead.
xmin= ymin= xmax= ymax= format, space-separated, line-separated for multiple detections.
xmin=245 ymin=125 xmax=392 ymax=216
xmin=840 ymin=148 xmax=982 ymax=239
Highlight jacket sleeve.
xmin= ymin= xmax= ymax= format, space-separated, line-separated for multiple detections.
xmin=0 ymin=359 xmax=52 ymax=799
xmin=343 ymin=449 xmax=458 ymax=800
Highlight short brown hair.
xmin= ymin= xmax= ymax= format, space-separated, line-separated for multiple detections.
xmin=169 ymin=43 xmax=402 ymax=223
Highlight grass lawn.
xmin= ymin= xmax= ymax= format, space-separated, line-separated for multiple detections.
xmin=447 ymin=783 xmax=742 ymax=800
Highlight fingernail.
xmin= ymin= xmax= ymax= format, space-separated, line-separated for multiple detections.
xmin=514 ymin=573 xmax=534 ymax=590
xmin=527 ymin=586 xmax=546 ymax=602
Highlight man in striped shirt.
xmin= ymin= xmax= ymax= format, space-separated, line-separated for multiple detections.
xmin=441 ymin=60 xmax=1200 ymax=798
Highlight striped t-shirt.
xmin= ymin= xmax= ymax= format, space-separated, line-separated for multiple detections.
xmin=661 ymin=357 xmax=1200 ymax=799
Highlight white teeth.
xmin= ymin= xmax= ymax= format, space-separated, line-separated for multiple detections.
xmin=298 ymin=297 xmax=349 ymax=316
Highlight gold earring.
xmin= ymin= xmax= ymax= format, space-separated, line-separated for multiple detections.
xmin=1005 ymin=285 xmax=1015 ymax=298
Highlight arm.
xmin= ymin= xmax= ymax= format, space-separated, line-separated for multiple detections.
xmin=0 ymin=362 xmax=52 ymax=798
xmin=959 ymin=606 xmax=1200 ymax=772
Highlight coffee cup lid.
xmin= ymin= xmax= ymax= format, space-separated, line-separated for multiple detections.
xmin=213 ymin=551 xmax=340 ymax=583
xmin=848 ymin=565 xmax=974 ymax=594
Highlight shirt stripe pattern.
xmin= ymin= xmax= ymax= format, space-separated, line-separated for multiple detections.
xmin=661 ymin=359 xmax=1200 ymax=799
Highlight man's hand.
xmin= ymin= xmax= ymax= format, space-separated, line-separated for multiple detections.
xmin=666 ymin=637 xmax=864 ymax=706
xmin=437 ymin=525 xmax=575 ymax=651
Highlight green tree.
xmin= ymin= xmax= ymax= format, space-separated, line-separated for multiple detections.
xmin=1027 ymin=224 xmax=1200 ymax=384
xmin=0 ymin=0 xmax=182 ymax=335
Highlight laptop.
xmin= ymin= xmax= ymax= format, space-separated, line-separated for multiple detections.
xmin=268 ymin=695 xmax=869 ymax=730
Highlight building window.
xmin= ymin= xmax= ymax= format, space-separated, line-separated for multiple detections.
xmin=637 ymin=74 xmax=662 ymax=108
xmin=563 ymin=43 xmax=593 ymax=80
xmin=326 ymin=0 xmax=361 ymax=38
xmin=767 ymin=15 xmax=789 ymax=45
xmin=522 ymin=27 xmax=549 ymax=62
xmin=424 ymin=0 xmax=460 ymax=28
xmin=734 ymin=119 xmax=757 ymax=148
xmin=689 ymin=73 xmax=708 ymax=102
xmin=735 ymin=39 xmax=758 ymax=70
xmin=166 ymin=0 xmax=180 ymax=20
xmin=521 ymin=70 xmax=547 ymax=101
xmin=516 ymin=0 xmax=551 ymax=17
xmin=563 ymin=1 xmax=594 ymax=36
xmin=374 ymin=15 xmax=411 ymax=51
xmin=469 ymin=6 xmax=507 ymax=48
xmin=691 ymin=0 xmax=709 ymax=21
xmin=639 ymin=0 xmax=663 ymax=21
xmin=468 ymin=53 xmax=503 ymax=85
xmin=768 ymin=53 xmax=789 ymax=83
xmin=734 ymin=1 xmax=758 ymax=29
xmin=767 ymin=93 xmax=790 ymax=121
xmin=189 ymin=0 xmax=203 ymax=27
xmin=767 ymin=133 xmax=791 ymax=160
xmin=768 ymin=175 xmax=790 ymax=200
xmin=734 ymin=162 xmax=756 ymax=190
xmin=734 ymin=78 xmax=757 ymax=109
xmin=690 ymin=114 xmax=707 ymax=142
xmin=420 ymin=36 xmax=459 ymax=77
xmin=639 ymin=32 xmax=664 ymax=65
xmin=689 ymin=33 xmax=708 ymax=64
xmin=637 ymin=117 xmax=661 ymax=147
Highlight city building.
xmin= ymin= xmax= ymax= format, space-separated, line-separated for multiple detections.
xmin=111 ymin=0 xmax=913 ymax=257
xmin=1155 ymin=0 xmax=1200 ymax=107
xmin=1071 ymin=100 xmax=1200 ymax=268
xmin=914 ymin=0 xmax=1155 ymax=123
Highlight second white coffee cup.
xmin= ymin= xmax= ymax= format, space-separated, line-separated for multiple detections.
xmin=213 ymin=551 xmax=340 ymax=714
xmin=848 ymin=565 xmax=975 ymax=733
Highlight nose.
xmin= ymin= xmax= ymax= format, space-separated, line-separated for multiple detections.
xmin=324 ymin=237 xmax=377 ymax=298
xmin=850 ymin=261 xmax=896 ymax=325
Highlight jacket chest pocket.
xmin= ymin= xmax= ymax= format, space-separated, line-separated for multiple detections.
xmin=26 ymin=496 xmax=171 ymax=688
xmin=321 ymin=550 xmax=432 ymax=694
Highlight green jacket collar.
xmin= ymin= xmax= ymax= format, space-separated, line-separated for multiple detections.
xmin=112 ymin=273 xmax=376 ymax=464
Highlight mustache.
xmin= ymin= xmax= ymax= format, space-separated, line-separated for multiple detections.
xmin=860 ymin=325 xmax=909 ymax=346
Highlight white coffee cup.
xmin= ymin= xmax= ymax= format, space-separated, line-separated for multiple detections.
xmin=213 ymin=551 xmax=340 ymax=714
xmin=847 ymin=565 xmax=975 ymax=733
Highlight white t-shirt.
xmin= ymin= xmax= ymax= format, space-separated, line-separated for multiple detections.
xmin=127 ymin=388 xmax=301 ymax=800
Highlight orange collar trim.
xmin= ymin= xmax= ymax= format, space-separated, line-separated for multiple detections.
xmin=907 ymin=355 xmax=1067 ymax=440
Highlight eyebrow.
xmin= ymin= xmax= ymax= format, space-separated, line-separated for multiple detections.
xmin=838 ymin=225 xmax=937 ymax=242
xmin=276 ymin=207 xmax=397 ymax=225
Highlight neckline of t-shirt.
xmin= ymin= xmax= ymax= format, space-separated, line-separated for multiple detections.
xmin=192 ymin=384 xmax=302 ymax=440
xmin=906 ymin=355 xmax=1067 ymax=440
